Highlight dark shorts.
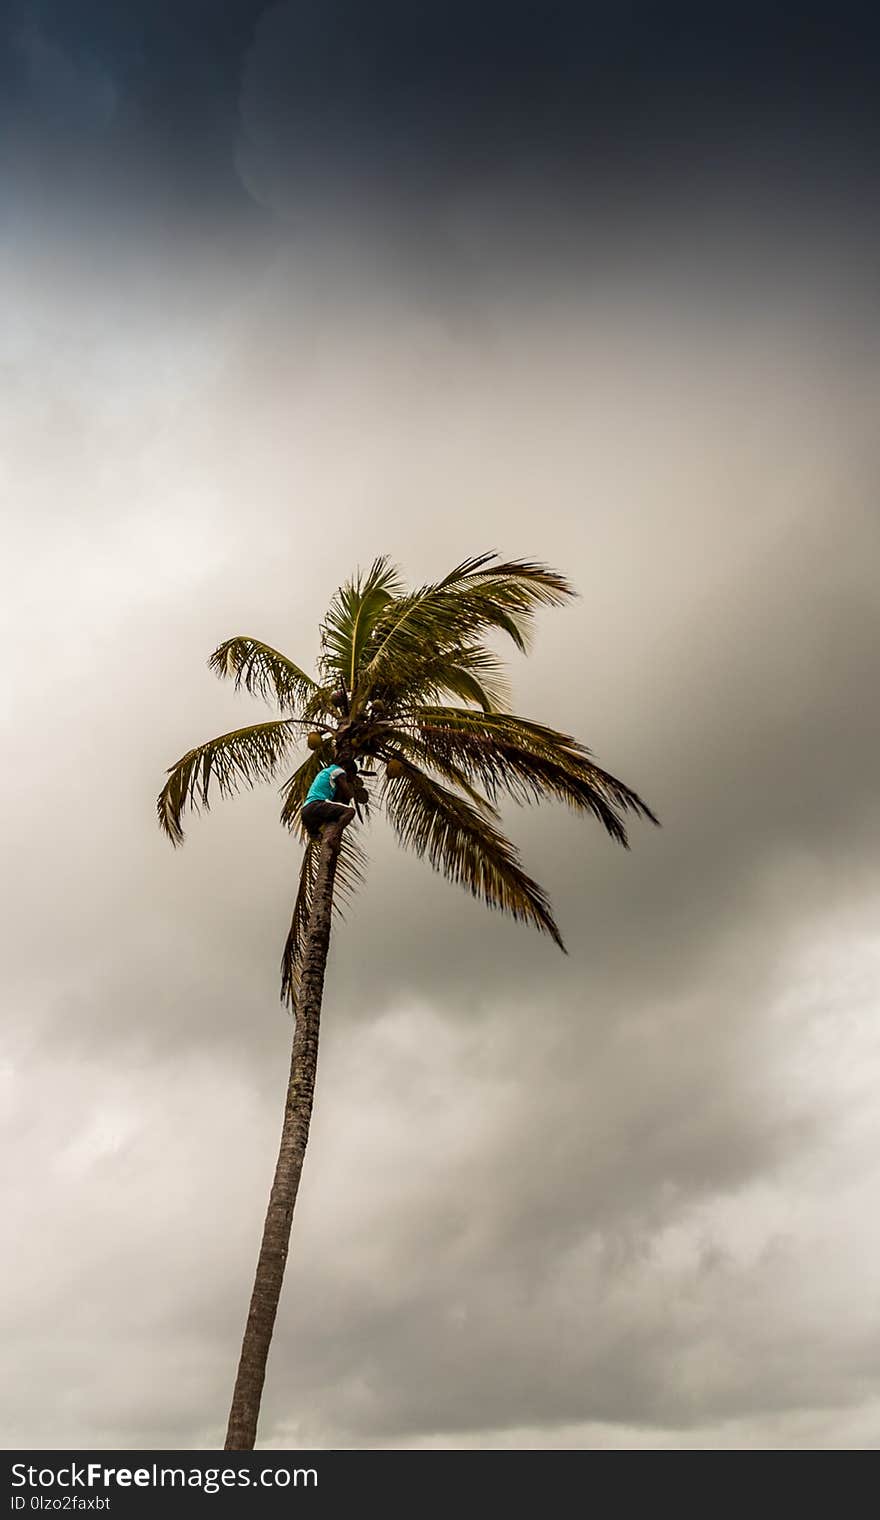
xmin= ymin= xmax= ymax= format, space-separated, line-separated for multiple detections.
xmin=301 ymin=799 xmax=351 ymax=836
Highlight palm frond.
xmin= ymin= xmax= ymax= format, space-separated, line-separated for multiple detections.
xmin=280 ymin=831 xmax=369 ymax=1006
xmin=444 ymin=555 xmax=576 ymax=652
xmin=209 ymin=637 xmax=316 ymax=713
xmin=383 ymin=761 xmax=565 ymax=949
xmin=405 ymin=707 xmax=660 ymax=847
xmin=301 ymin=684 xmax=342 ymax=724
xmin=319 ymin=556 xmax=404 ymax=693
xmin=437 ymin=552 xmax=573 ymax=597
xmin=158 ymin=719 xmax=299 ymax=845
xmin=358 ymin=554 xmax=575 ymax=697
xmin=379 ymin=728 xmax=500 ymax=817
xmin=386 ymin=643 xmax=510 ymax=713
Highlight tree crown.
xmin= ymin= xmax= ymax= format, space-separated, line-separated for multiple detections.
xmin=158 ymin=553 xmax=658 ymax=1003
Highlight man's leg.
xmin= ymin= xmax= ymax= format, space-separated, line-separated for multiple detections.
xmin=302 ymin=800 xmax=355 ymax=833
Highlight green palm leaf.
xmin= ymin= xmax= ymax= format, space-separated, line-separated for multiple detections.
xmin=357 ymin=554 xmax=575 ymax=698
xmin=158 ymin=719 xmax=299 ymax=845
xmin=386 ymin=643 xmax=510 ymax=712
xmin=319 ymin=556 xmax=404 ymax=694
xmin=383 ymin=760 xmax=565 ymax=949
xmin=380 ymin=728 xmax=500 ymax=816
xmin=405 ymin=707 xmax=659 ymax=846
xmin=209 ymin=637 xmax=316 ymax=712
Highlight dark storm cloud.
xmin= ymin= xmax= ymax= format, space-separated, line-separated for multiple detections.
xmin=0 ymin=0 xmax=271 ymax=228
xmin=4 ymin=1 xmax=880 ymax=238
xmin=232 ymin=2 xmax=880 ymax=301
xmin=239 ymin=0 xmax=880 ymax=181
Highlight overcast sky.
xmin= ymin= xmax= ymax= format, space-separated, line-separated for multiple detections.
xmin=2 ymin=2 xmax=880 ymax=1450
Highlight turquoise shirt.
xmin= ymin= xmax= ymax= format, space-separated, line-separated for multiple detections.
xmin=304 ymin=765 xmax=346 ymax=805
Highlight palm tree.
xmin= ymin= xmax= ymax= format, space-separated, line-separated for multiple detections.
xmin=157 ymin=553 xmax=658 ymax=1449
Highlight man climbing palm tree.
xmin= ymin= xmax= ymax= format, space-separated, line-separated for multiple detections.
xmin=157 ymin=552 xmax=658 ymax=1450
xmin=300 ymin=761 xmax=356 ymax=837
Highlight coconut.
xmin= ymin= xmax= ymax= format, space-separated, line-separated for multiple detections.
xmin=306 ymin=732 xmax=323 ymax=750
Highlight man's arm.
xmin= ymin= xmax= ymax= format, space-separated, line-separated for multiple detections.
xmin=333 ymin=769 xmax=354 ymax=803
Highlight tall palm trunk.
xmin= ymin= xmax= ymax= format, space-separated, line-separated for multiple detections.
xmin=224 ymin=819 xmax=345 ymax=1450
